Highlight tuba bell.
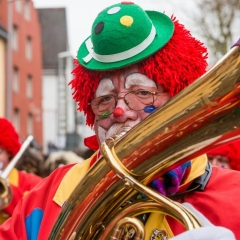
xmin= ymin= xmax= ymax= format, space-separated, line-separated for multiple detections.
xmin=49 ymin=45 xmax=240 ymax=239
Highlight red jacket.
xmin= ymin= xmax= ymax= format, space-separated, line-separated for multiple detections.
xmin=0 ymin=161 xmax=240 ymax=239
xmin=0 ymin=169 xmax=42 ymax=224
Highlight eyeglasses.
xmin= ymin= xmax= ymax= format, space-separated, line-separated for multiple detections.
xmin=90 ymin=90 xmax=161 ymax=116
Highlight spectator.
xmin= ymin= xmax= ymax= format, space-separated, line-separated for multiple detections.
xmin=207 ymin=140 xmax=240 ymax=170
xmin=0 ymin=118 xmax=42 ymax=224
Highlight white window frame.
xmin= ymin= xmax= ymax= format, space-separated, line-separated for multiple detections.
xmin=15 ymin=0 xmax=22 ymax=13
xmin=26 ymin=36 xmax=32 ymax=61
xmin=13 ymin=67 xmax=19 ymax=92
xmin=26 ymin=75 xmax=33 ymax=98
xmin=12 ymin=25 xmax=18 ymax=51
xmin=24 ymin=0 xmax=31 ymax=21
xmin=13 ymin=108 xmax=20 ymax=133
xmin=27 ymin=113 xmax=33 ymax=135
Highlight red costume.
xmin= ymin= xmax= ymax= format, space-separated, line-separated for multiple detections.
xmin=0 ymin=169 xmax=42 ymax=223
xmin=1 ymin=156 xmax=240 ymax=239
xmin=0 ymin=118 xmax=42 ymax=224
xmin=0 ymin=2 xmax=239 ymax=240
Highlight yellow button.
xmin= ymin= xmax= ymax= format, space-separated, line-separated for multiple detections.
xmin=120 ymin=16 xmax=134 ymax=27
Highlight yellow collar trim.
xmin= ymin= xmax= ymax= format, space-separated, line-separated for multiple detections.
xmin=53 ymin=153 xmax=207 ymax=207
xmin=181 ymin=154 xmax=208 ymax=188
xmin=8 ymin=168 xmax=19 ymax=187
xmin=53 ymin=156 xmax=93 ymax=207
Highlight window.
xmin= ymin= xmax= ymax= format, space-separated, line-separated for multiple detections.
xmin=27 ymin=113 xmax=33 ymax=135
xmin=26 ymin=75 xmax=32 ymax=98
xmin=26 ymin=36 xmax=32 ymax=60
xmin=13 ymin=108 xmax=20 ymax=132
xmin=13 ymin=67 xmax=19 ymax=92
xmin=24 ymin=0 xmax=31 ymax=21
xmin=12 ymin=25 xmax=18 ymax=51
xmin=15 ymin=0 xmax=22 ymax=13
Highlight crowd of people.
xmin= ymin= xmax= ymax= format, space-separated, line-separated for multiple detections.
xmin=0 ymin=118 xmax=42 ymax=224
xmin=0 ymin=117 xmax=91 ymax=224
xmin=0 ymin=2 xmax=239 ymax=240
xmin=207 ymin=140 xmax=240 ymax=171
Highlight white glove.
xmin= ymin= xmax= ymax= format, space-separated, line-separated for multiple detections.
xmin=170 ymin=202 xmax=236 ymax=240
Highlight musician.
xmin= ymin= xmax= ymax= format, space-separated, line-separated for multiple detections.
xmin=0 ymin=118 xmax=42 ymax=224
xmin=207 ymin=140 xmax=240 ymax=170
xmin=0 ymin=2 xmax=239 ymax=239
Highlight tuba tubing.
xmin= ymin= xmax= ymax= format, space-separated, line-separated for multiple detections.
xmin=49 ymin=46 xmax=240 ymax=239
xmin=0 ymin=135 xmax=34 ymax=210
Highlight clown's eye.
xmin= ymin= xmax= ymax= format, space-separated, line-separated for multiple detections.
xmin=107 ymin=6 xmax=121 ymax=14
xmin=101 ymin=95 xmax=113 ymax=103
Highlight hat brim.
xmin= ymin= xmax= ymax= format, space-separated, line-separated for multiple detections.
xmin=77 ymin=11 xmax=174 ymax=71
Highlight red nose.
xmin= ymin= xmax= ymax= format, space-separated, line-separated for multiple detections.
xmin=113 ymin=107 xmax=124 ymax=118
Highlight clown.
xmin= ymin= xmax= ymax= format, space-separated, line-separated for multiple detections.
xmin=0 ymin=118 xmax=42 ymax=224
xmin=0 ymin=2 xmax=239 ymax=240
xmin=207 ymin=140 xmax=240 ymax=170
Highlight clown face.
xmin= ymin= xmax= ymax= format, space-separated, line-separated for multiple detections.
xmin=93 ymin=67 xmax=170 ymax=145
xmin=208 ymin=155 xmax=231 ymax=169
xmin=0 ymin=147 xmax=11 ymax=171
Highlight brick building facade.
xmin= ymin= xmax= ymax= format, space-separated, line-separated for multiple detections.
xmin=0 ymin=0 xmax=43 ymax=145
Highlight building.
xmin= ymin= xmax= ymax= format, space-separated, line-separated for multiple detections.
xmin=37 ymin=7 xmax=94 ymax=155
xmin=0 ymin=0 xmax=8 ymax=118
xmin=0 ymin=0 xmax=43 ymax=145
xmin=37 ymin=8 xmax=79 ymax=154
xmin=0 ymin=25 xmax=8 ymax=117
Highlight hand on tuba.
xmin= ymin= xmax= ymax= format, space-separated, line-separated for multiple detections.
xmin=49 ymin=44 xmax=240 ymax=239
xmin=171 ymin=203 xmax=236 ymax=240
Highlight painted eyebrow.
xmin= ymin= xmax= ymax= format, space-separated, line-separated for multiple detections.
xmin=95 ymin=78 xmax=115 ymax=97
xmin=125 ymin=73 xmax=157 ymax=88
xmin=125 ymin=71 xmax=140 ymax=78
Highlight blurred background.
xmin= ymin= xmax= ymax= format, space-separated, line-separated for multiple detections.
xmin=0 ymin=0 xmax=239 ymax=167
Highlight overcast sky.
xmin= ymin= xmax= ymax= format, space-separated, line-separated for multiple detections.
xmin=33 ymin=0 xmax=199 ymax=57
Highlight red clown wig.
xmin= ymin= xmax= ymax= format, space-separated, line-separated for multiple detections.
xmin=70 ymin=16 xmax=208 ymax=127
xmin=207 ymin=140 xmax=240 ymax=171
xmin=0 ymin=118 xmax=21 ymax=157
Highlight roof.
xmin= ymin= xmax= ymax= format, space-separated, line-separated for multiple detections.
xmin=37 ymin=8 xmax=68 ymax=69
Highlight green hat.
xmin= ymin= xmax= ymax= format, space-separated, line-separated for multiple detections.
xmin=77 ymin=2 xmax=174 ymax=71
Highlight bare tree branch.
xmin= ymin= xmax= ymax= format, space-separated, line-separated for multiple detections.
xmin=191 ymin=0 xmax=240 ymax=62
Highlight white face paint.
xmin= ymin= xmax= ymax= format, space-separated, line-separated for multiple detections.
xmin=93 ymin=67 xmax=171 ymax=148
xmin=125 ymin=73 xmax=157 ymax=89
xmin=95 ymin=78 xmax=114 ymax=97
xmin=96 ymin=73 xmax=157 ymax=143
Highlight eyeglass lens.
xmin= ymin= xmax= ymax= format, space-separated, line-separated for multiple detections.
xmin=91 ymin=90 xmax=155 ymax=115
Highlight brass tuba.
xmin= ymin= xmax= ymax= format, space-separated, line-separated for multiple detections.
xmin=49 ymin=45 xmax=240 ymax=239
xmin=0 ymin=135 xmax=34 ymax=210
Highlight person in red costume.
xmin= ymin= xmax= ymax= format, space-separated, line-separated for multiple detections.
xmin=0 ymin=2 xmax=239 ymax=240
xmin=207 ymin=140 xmax=240 ymax=170
xmin=0 ymin=118 xmax=42 ymax=224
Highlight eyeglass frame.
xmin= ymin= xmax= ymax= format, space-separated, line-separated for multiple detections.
xmin=89 ymin=90 xmax=164 ymax=115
